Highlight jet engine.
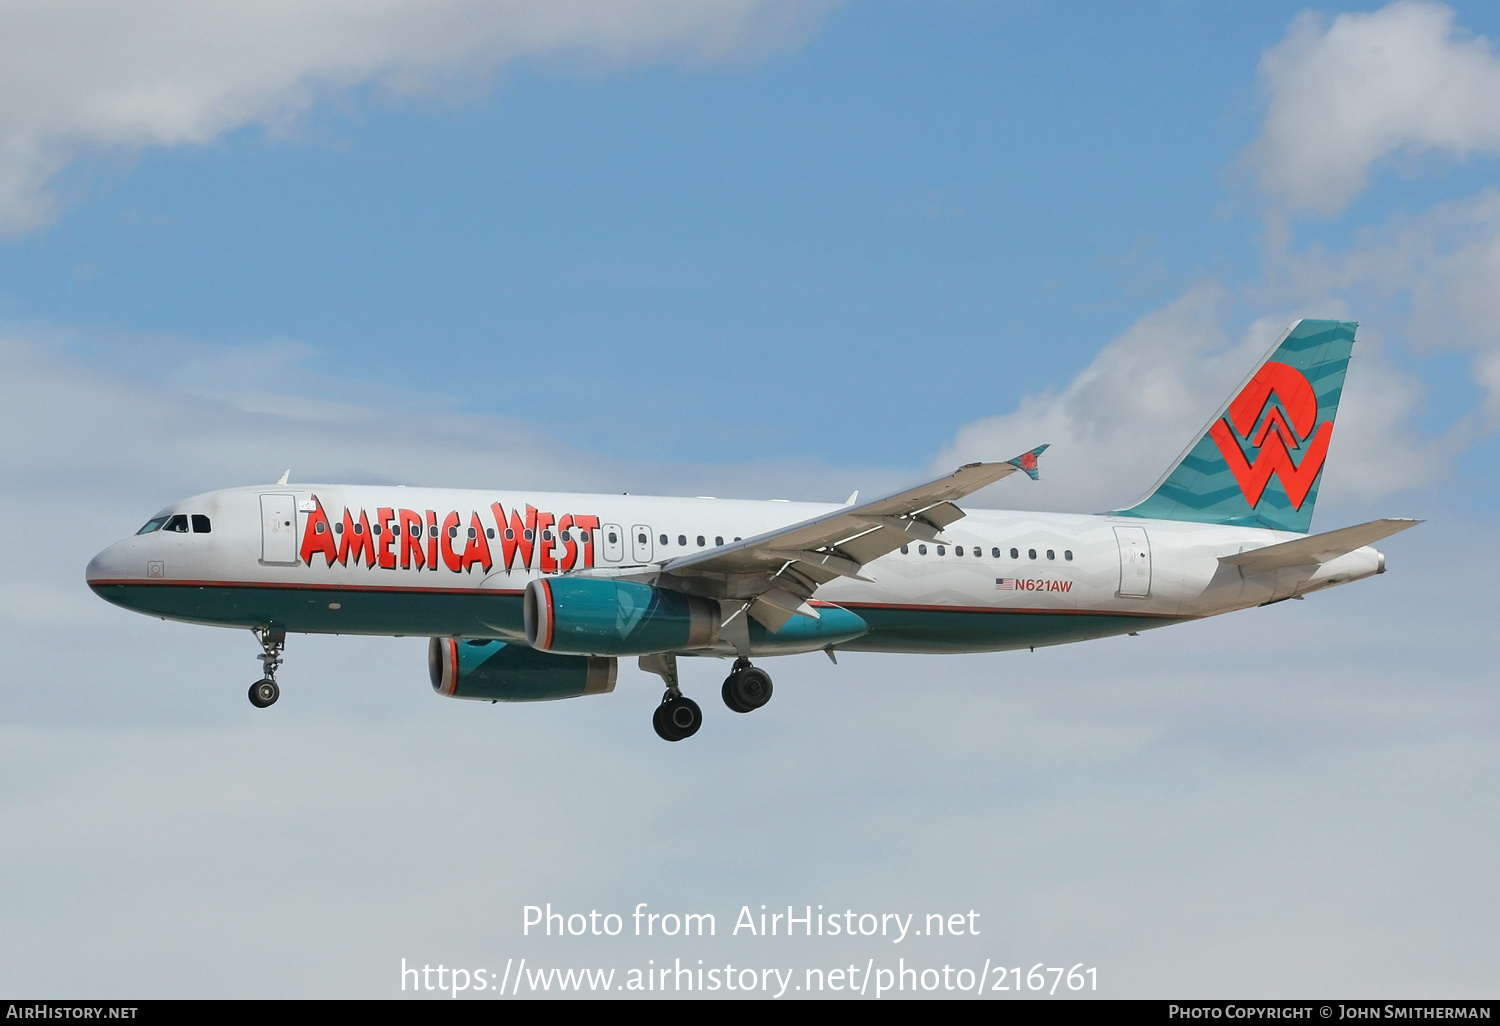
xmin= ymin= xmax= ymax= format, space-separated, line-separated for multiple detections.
xmin=428 ymin=637 xmax=616 ymax=702
xmin=525 ymin=577 xmax=720 ymax=656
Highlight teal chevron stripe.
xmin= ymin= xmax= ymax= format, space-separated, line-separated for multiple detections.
xmin=1115 ymin=318 xmax=1356 ymax=534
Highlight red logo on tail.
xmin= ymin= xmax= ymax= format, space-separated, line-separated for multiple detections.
xmin=1209 ymin=361 xmax=1332 ymax=510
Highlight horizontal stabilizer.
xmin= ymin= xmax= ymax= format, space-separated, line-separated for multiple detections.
xmin=1221 ymin=518 xmax=1421 ymax=572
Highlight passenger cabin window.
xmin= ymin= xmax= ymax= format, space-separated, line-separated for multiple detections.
xmin=163 ymin=514 xmax=189 ymax=533
xmin=136 ymin=516 xmax=169 ymax=535
xmin=715 ymin=536 xmax=723 ymax=546
xmin=191 ymin=515 xmax=211 ymax=533
xmin=1064 ymin=549 xmax=1074 ymax=560
xmin=696 ymin=535 xmax=705 ymax=547
xmin=1028 ymin=548 xmax=1037 ymax=559
xmin=955 ymin=546 xmax=964 ymax=556
xmin=1010 ymin=547 xmax=1018 ymax=559
xmin=991 ymin=547 xmax=1001 ymax=558
xmin=659 ymin=534 xmax=668 ymax=546
xmin=918 ymin=544 xmax=928 ymax=555
xmin=900 ymin=544 xmax=909 ymax=554
xmin=1046 ymin=549 xmax=1055 ymax=560
xmin=678 ymin=535 xmax=687 ymax=546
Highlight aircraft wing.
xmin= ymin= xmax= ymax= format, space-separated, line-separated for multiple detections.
xmin=657 ymin=446 xmax=1048 ymax=631
xmin=1220 ymin=518 xmax=1421 ymax=573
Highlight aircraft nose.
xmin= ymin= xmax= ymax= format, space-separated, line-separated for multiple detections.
xmin=86 ymin=539 xmax=128 ymax=587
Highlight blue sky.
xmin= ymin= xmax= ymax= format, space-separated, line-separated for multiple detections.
xmin=7 ymin=0 xmax=1500 ymax=477
xmin=2 ymin=0 xmax=1498 ymax=998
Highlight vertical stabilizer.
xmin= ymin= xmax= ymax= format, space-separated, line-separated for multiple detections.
xmin=1114 ymin=319 xmax=1355 ymax=534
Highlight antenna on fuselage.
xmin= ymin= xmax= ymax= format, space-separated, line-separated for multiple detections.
xmin=276 ymin=470 xmax=290 ymax=485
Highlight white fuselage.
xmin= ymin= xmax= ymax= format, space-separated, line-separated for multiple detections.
xmin=86 ymin=484 xmax=1385 ymax=657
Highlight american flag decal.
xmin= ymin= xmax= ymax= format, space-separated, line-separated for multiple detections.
xmin=996 ymin=578 xmax=1016 ymax=591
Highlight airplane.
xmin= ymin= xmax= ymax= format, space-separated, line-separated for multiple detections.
xmin=86 ymin=319 xmax=1416 ymax=741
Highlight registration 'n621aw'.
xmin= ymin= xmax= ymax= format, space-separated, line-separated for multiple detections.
xmin=88 ymin=320 xmax=1417 ymax=741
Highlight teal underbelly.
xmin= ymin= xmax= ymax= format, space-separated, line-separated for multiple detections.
xmin=837 ymin=604 xmax=1183 ymax=653
xmin=93 ymin=584 xmax=1183 ymax=653
xmin=91 ymin=583 xmax=526 ymax=639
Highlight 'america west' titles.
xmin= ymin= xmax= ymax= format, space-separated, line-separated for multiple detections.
xmin=299 ymin=498 xmax=601 ymax=574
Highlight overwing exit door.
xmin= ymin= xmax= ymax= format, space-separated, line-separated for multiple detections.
xmin=601 ymin=523 xmax=624 ymax=562
xmin=631 ymin=524 xmax=653 ymax=563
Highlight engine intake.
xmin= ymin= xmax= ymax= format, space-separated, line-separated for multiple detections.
xmin=429 ymin=637 xmax=616 ymax=702
xmin=525 ymin=577 xmax=720 ymax=656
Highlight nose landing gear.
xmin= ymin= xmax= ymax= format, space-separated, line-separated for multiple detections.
xmin=722 ymin=657 xmax=773 ymax=713
xmin=639 ymin=653 xmax=702 ymax=742
xmin=249 ymin=626 xmax=285 ymax=709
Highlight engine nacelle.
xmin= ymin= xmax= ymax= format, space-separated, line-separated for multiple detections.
xmin=525 ymin=577 xmax=720 ymax=656
xmin=429 ymin=637 xmax=616 ymax=702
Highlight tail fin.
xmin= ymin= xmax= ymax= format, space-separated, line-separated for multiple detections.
xmin=1114 ymin=318 xmax=1356 ymax=534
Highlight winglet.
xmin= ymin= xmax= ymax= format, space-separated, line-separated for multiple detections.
xmin=1006 ymin=444 xmax=1048 ymax=481
xmin=276 ymin=469 xmax=290 ymax=485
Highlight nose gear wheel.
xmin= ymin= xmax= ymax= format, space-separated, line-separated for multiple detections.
xmin=249 ymin=626 xmax=285 ymax=709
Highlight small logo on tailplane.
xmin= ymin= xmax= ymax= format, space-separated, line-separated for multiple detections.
xmin=1208 ymin=361 xmax=1332 ymax=510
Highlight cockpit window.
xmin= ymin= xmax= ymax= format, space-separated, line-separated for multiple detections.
xmin=163 ymin=514 xmax=189 ymax=533
xmin=191 ymin=515 xmax=211 ymax=534
xmin=136 ymin=516 xmax=169 ymax=535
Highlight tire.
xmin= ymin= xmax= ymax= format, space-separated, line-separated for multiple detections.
xmin=722 ymin=675 xmax=750 ymax=713
xmin=249 ymin=678 xmax=279 ymax=708
xmin=724 ymin=667 xmax=773 ymax=712
xmin=652 ymin=701 xmax=675 ymax=741
xmin=667 ymin=696 xmax=702 ymax=739
xmin=653 ymin=695 xmax=701 ymax=741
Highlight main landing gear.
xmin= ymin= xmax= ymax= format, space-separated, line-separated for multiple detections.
xmin=639 ymin=654 xmax=776 ymax=741
xmin=640 ymin=654 xmax=701 ymax=742
xmin=721 ymin=657 xmax=773 ymax=714
xmin=248 ymin=626 xmax=285 ymax=709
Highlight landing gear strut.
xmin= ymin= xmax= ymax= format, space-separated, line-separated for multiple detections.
xmin=639 ymin=654 xmax=702 ymax=742
xmin=249 ymin=626 xmax=285 ymax=709
xmin=722 ymin=657 xmax=773 ymax=713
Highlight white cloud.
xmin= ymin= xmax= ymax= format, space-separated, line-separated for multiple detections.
xmin=1250 ymin=1 xmax=1500 ymax=214
xmin=933 ymin=287 xmax=1437 ymax=517
xmin=1258 ymin=189 xmax=1500 ymax=420
xmin=0 ymin=0 xmax=835 ymax=234
xmin=0 ymin=331 xmax=1485 ymax=997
